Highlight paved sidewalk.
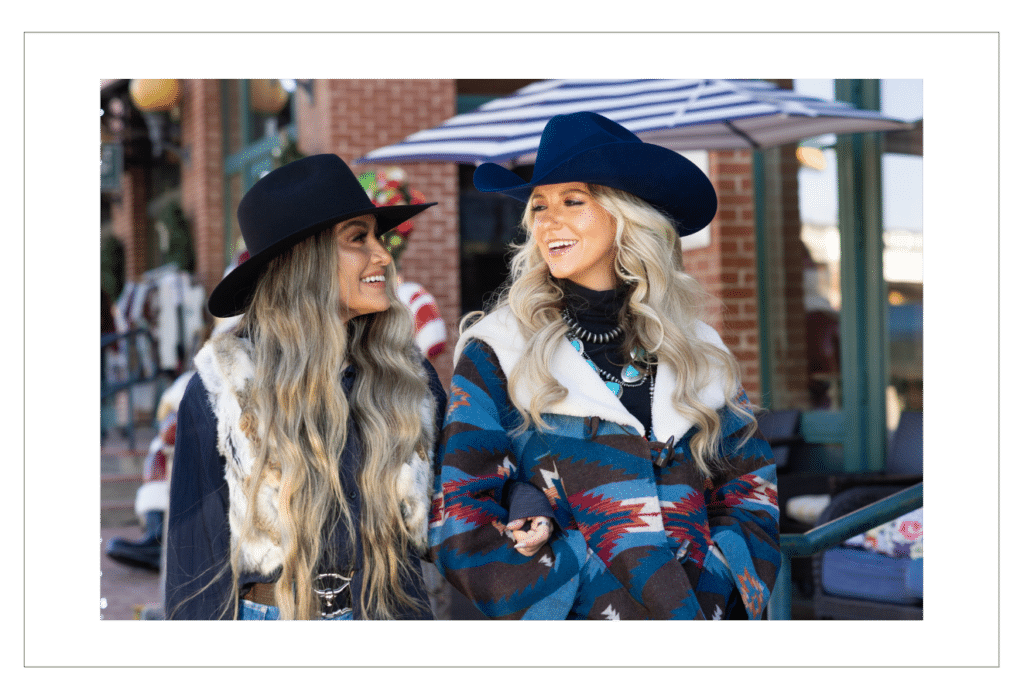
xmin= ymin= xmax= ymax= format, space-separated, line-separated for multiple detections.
xmin=100 ymin=524 xmax=163 ymax=620
xmin=101 ymin=422 xmax=163 ymax=620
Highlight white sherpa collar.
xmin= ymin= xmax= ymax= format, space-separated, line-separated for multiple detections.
xmin=454 ymin=307 xmax=734 ymax=442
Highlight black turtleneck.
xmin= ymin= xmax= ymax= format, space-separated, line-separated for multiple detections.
xmin=505 ymin=281 xmax=656 ymax=524
xmin=559 ymin=279 xmax=654 ymax=437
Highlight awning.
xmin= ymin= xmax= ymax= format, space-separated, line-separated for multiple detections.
xmin=356 ymin=79 xmax=912 ymax=166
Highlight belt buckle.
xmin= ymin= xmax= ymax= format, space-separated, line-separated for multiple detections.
xmin=314 ymin=572 xmax=352 ymax=619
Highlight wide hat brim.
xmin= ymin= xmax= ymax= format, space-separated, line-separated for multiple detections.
xmin=208 ymin=154 xmax=435 ymax=317
xmin=474 ymin=118 xmax=717 ymax=235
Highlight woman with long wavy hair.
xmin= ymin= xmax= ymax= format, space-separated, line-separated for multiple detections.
xmin=165 ymin=154 xmax=445 ymax=620
xmin=430 ymin=112 xmax=780 ymax=620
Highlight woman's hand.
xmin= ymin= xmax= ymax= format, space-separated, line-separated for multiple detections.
xmin=507 ymin=516 xmax=553 ymax=557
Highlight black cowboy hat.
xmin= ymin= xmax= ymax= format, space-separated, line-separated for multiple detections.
xmin=473 ymin=111 xmax=716 ymax=235
xmin=208 ymin=154 xmax=436 ymax=317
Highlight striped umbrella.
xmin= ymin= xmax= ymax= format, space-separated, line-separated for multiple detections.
xmin=356 ymin=79 xmax=911 ymax=166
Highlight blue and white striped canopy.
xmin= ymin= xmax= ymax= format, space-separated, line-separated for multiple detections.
xmin=356 ymin=79 xmax=911 ymax=166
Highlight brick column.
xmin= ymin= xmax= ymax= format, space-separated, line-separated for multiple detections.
xmin=766 ymin=142 xmax=811 ymax=409
xmin=180 ymin=79 xmax=226 ymax=300
xmin=763 ymin=79 xmax=811 ymax=409
xmin=110 ymin=164 xmax=149 ymax=282
xmin=684 ymin=148 xmax=762 ymax=402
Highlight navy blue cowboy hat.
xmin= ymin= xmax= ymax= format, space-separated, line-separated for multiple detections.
xmin=473 ymin=111 xmax=716 ymax=235
xmin=208 ymin=154 xmax=436 ymax=317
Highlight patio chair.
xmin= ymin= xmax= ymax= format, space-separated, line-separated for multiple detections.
xmin=761 ymin=409 xmax=830 ymax=534
xmin=756 ymin=408 xmax=802 ymax=470
xmin=758 ymin=408 xmax=820 ymax=600
xmin=811 ymin=411 xmax=924 ymax=619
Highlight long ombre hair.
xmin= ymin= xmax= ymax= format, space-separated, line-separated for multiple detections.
xmin=232 ymin=226 xmax=433 ymax=620
xmin=475 ymin=184 xmax=753 ymax=477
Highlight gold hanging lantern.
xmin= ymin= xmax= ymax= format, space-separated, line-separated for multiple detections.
xmin=128 ymin=79 xmax=182 ymax=112
xmin=249 ymin=79 xmax=289 ymax=114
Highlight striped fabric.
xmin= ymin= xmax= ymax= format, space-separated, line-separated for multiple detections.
xmin=356 ymin=79 xmax=909 ymax=165
xmin=397 ymin=281 xmax=447 ymax=360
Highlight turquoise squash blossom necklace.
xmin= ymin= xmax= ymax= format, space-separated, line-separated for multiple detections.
xmin=561 ymin=309 xmax=655 ymax=399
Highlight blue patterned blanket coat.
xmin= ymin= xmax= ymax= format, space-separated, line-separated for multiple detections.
xmin=429 ymin=308 xmax=780 ymax=620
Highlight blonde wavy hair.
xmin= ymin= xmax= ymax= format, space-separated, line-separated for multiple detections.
xmin=228 ymin=226 xmax=433 ymax=620
xmin=473 ymin=184 xmax=753 ymax=477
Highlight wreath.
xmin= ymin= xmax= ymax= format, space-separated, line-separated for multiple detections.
xmin=357 ymin=167 xmax=426 ymax=261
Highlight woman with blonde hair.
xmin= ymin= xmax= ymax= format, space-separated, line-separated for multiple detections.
xmin=430 ymin=112 xmax=780 ymax=620
xmin=165 ymin=154 xmax=445 ymax=620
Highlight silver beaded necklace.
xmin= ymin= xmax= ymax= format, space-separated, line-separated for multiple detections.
xmin=562 ymin=310 xmax=654 ymax=398
xmin=560 ymin=309 xmax=623 ymax=345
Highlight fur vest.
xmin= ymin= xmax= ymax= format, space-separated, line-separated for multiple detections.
xmin=194 ymin=333 xmax=435 ymax=577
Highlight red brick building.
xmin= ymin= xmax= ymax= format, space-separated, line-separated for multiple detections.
xmin=100 ymin=78 xmax=928 ymax=623
xmin=101 ymin=78 xmax=810 ymax=403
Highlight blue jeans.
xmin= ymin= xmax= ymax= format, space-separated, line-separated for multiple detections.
xmin=239 ymin=599 xmax=353 ymax=620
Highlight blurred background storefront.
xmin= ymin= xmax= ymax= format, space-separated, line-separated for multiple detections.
xmin=100 ymin=77 xmax=923 ymax=619
xmin=100 ymin=77 xmax=923 ymax=474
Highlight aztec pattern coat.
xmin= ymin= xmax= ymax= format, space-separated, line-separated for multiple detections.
xmin=429 ymin=308 xmax=780 ymax=620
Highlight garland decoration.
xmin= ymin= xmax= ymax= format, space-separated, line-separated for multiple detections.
xmin=357 ymin=167 xmax=426 ymax=261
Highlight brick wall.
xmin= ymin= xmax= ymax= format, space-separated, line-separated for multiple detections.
xmin=111 ymin=80 xmax=226 ymax=300
xmin=143 ymin=79 xmax=462 ymax=383
xmin=768 ymin=142 xmax=811 ymax=409
xmin=180 ymin=79 xmax=226 ymax=299
xmin=680 ymin=139 xmax=811 ymax=409
xmin=684 ymin=148 xmax=762 ymax=403
xmin=126 ymin=78 xmax=821 ymax=405
xmin=110 ymin=164 xmax=148 ymax=282
xmin=765 ymin=79 xmax=811 ymax=409
xmin=297 ymin=79 xmax=460 ymax=385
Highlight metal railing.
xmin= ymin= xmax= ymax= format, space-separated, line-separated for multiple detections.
xmin=767 ymin=482 xmax=923 ymax=620
xmin=101 ymin=328 xmax=172 ymax=450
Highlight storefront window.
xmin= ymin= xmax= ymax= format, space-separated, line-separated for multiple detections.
xmin=221 ymin=79 xmax=295 ymax=266
xmin=457 ymin=164 xmax=528 ymax=314
xmin=795 ymin=79 xmax=923 ymax=436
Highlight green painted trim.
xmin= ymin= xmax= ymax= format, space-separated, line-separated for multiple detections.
xmin=799 ymin=410 xmax=845 ymax=444
xmin=220 ymin=82 xmax=300 ymax=269
xmin=770 ymin=482 xmax=922 ymax=619
xmin=782 ymin=482 xmax=922 ymax=557
xmin=457 ymin=94 xmax=494 ymax=114
xmin=224 ymin=135 xmax=281 ymax=175
xmin=834 ymin=79 xmax=889 ymax=473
